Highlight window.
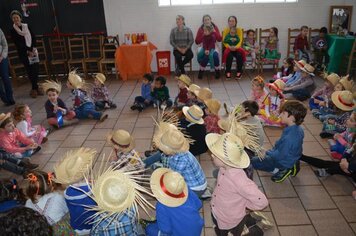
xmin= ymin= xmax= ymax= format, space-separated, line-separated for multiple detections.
xmin=159 ymin=0 xmax=297 ymax=6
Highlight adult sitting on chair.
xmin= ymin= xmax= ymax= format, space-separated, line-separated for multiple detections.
xmin=170 ymin=15 xmax=194 ymax=76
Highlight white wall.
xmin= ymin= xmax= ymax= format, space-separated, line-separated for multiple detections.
xmin=103 ymin=0 xmax=356 ymax=71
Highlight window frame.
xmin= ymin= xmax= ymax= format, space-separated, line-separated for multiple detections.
xmin=158 ymin=0 xmax=298 ymax=6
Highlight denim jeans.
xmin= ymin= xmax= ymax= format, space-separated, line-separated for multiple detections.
xmin=197 ymin=48 xmax=220 ymax=69
xmin=0 ymin=150 xmax=24 ymax=174
xmin=251 ymin=155 xmax=286 ymax=173
xmin=153 ymin=99 xmax=173 ymax=108
xmin=0 ymin=58 xmax=15 ymax=104
xmin=143 ymin=151 xmax=163 ymax=167
xmin=75 ymin=102 xmax=102 ymax=120
xmin=134 ymin=96 xmax=153 ymax=109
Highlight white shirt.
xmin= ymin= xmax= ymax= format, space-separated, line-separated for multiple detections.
xmin=16 ymin=120 xmax=35 ymax=137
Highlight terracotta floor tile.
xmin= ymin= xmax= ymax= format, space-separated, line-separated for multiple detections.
xmin=200 ymin=160 xmax=215 ymax=178
xmin=114 ymin=121 xmax=136 ymax=132
xmin=332 ymin=196 xmax=356 ymax=222
xmin=135 ymin=117 xmax=155 ymax=128
xmin=134 ymin=139 xmax=152 ymax=154
xmin=307 ymin=209 xmax=354 ymax=236
xmin=260 ymin=177 xmax=297 ymax=198
xmin=258 ymin=211 xmax=279 ymax=236
xmin=303 ymin=141 xmax=328 ymax=157
xmin=94 ymin=118 xmax=117 ymax=129
xmin=304 ymin=124 xmax=323 ymax=136
xmin=49 ymin=147 xmax=74 ymax=162
xmin=320 ymin=175 xmax=355 ymax=196
xmin=60 ymin=135 xmax=87 ymax=148
xmin=71 ymin=124 xmax=95 ymax=136
xmin=350 ymin=223 xmax=356 ymax=234
xmin=269 ymin=198 xmax=310 ymax=225
xmin=40 ymin=140 xmax=62 ymax=154
xmin=82 ymin=140 xmax=106 ymax=154
xmin=290 ymin=166 xmax=321 ymax=186
xmin=263 ymin=126 xmax=283 ymax=137
xmin=203 ymin=201 xmax=213 ymax=228
xmin=132 ymin=127 xmax=154 ymax=139
xmin=295 ymin=186 xmax=336 ymax=210
xmin=86 ymin=129 xmax=112 ymax=141
xmin=278 ymin=225 xmax=317 ymax=236
xmin=204 ymin=227 xmax=214 ymax=236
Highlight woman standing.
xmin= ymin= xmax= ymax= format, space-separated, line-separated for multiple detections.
xmin=0 ymin=28 xmax=15 ymax=106
xmin=195 ymin=15 xmax=222 ymax=79
xmin=10 ymin=10 xmax=41 ymax=98
xmin=222 ymin=16 xmax=245 ymax=79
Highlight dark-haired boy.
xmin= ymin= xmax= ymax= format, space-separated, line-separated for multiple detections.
xmin=151 ymin=76 xmax=172 ymax=109
xmin=312 ymin=27 xmax=328 ymax=69
xmin=251 ymin=100 xmax=307 ymax=183
xmin=131 ymin=73 xmax=154 ymax=112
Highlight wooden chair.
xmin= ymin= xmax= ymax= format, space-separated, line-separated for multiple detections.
xmin=174 ymin=58 xmax=193 ymax=74
xmin=242 ymin=28 xmax=258 ymax=69
xmin=36 ymin=37 xmax=50 ymax=78
xmin=48 ymin=37 xmax=68 ymax=78
xmin=7 ymin=41 xmax=26 ymax=83
xmin=257 ymin=28 xmax=279 ymax=73
xmin=287 ymin=28 xmax=301 ymax=59
xmin=67 ymin=36 xmax=87 ymax=76
xmin=85 ymin=35 xmax=103 ymax=74
xmin=308 ymin=28 xmax=320 ymax=62
xmin=99 ymin=35 xmax=119 ymax=79
xmin=345 ymin=39 xmax=356 ymax=77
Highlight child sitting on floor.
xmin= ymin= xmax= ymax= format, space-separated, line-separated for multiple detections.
xmin=0 ymin=178 xmax=23 ymax=213
xmin=41 ymin=80 xmax=78 ymax=128
xmin=251 ymin=100 xmax=307 ymax=182
xmin=243 ymin=29 xmax=259 ymax=68
xmin=131 ymin=73 xmax=154 ymax=112
xmin=92 ymin=73 xmax=117 ymax=111
xmin=204 ymin=98 xmax=221 ymax=133
xmin=193 ymin=87 xmax=212 ymax=114
xmin=13 ymin=104 xmax=48 ymax=145
xmin=281 ymin=60 xmax=304 ymax=85
xmin=151 ymin=76 xmax=172 ymax=109
xmin=185 ymin=84 xmax=200 ymax=107
xmin=174 ymin=74 xmax=191 ymax=108
xmin=251 ymin=76 xmax=267 ymax=108
xmin=309 ymin=73 xmax=340 ymax=110
xmin=272 ymin=57 xmax=294 ymax=81
xmin=294 ymin=25 xmax=310 ymax=62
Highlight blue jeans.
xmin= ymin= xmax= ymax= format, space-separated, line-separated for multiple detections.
xmin=309 ymin=96 xmax=323 ymax=110
xmin=0 ymin=58 xmax=15 ymax=104
xmin=290 ymin=89 xmax=311 ymax=101
xmin=143 ymin=151 xmax=162 ymax=167
xmin=251 ymin=155 xmax=286 ymax=172
xmin=134 ymin=96 xmax=153 ymax=109
xmin=197 ymin=48 xmax=220 ymax=69
xmin=75 ymin=102 xmax=102 ymax=120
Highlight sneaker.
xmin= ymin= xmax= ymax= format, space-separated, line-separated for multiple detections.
xmin=236 ymin=72 xmax=242 ymax=80
xmin=200 ymin=188 xmax=212 ymax=200
xmin=19 ymin=159 xmax=39 ymax=170
xmin=291 ymin=161 xmax=300 ymax=177
xmin=198 ymin=70 xmax=204 ymax=79
xmin=99 ymin=113 xmax=108 ymax=122
xmin=214 ymin=69 xmax=220 ymax=79
xmin=320 ymin=132 xmax=334 ymax=139
xmin=41 ymin=137 xmax=48 ymax=144
xmin=151 ymin=162 xmax=163 ymax=170
xmin=314 ymin=168 xmax=330 ymax=177
xmin=130 ymin=104 xmax=138 ymax=110
xmin=271 ymin=168 xmax=292 ymax=183
xmin=109 ymin=103 xmax=117 ymax=109
xmin=241 ymin=225 xmax=250 ymax=235
xmin=137 ymin=104 xmax=144 ymax=112
xmin=225 ymin=72 xmax=231 ymax=80
xmin=248 ymin=225 xmax=265 ymax=235
xmin=31 ymin=146 xmax=42 ymax=156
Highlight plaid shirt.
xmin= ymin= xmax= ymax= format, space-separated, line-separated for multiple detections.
xmin=293 ymin=34 xmax=310 ymax=51
xmin=92 ymin=84 xmax=110 ymax=102
xmin=90 ymin=208 xmax=138 ymax=236
xmin=204 ymin=114 xmax=221 ymax=134
xmin=162 ymin=151 xmax=207 ymax=190
xmin=72 ymin=89 xmax=92 ymax=108
xmin=170 ymin=26 xmax=194 ymax=49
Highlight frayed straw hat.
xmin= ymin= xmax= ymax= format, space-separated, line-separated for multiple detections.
xmin=150 ymin=168 xmax=188 ymax=207
xmin=0 ymin=113 xmax=11 ymax=127
xmin=266 ymin=79 xmax=285 ymax=97
xmin=205 ymin=133 xmax=250 ymax=169
xmin=153 ymin=125 xmax=190 ymax=155
xmin=205 ymin=99 xmax=221 ymax=115
xmin=68 ymin=71 xmax=85 ymax=89
xmin=218 ymin=119 xmax=229 ymax=131
xmin=53 ymin=148 xmax=97 ymax=185
xmin=41 ymin=80 xmax=62 ymax=94
xmin=300 ymin=63 xmax=315 ymax=76
xmin=182 ymin=105 xmax=204 ymax=124
xmin=95 ymin=73 xmax=106 ymax=84
xmin=195 ymin=87 xmax=213 ymax=101
xmin=325 ymin=73 xmax=340 ymax=86
xmin=188 ymin=84 xmax=201 ymax=94
xmin=339 ymin=75 xmax=354 ymax=92
xmin=294 ymin=59 xmax=307 ymax=70
xmin=177 ymin=74 xmax=192 ymax=87
xmin=331 ymin=90 xmax=355 ymax=111
xmin=107 ymin=129 xmax=135 ymax=153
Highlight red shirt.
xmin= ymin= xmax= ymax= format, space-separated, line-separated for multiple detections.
xmin=204 ymin=114 xmax=220 ymax=134
xmin=293 ymin=34 xmax=309 ymax=51
xmin=177 ymin=87 xmax=188 ymax=103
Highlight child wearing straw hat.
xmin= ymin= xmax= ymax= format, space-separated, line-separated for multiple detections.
xmin=174 ymin=74 xmax=191 ymax=108
xmin=67 ymin=71 xmax=108 ymax=122
xmin=41 ymin=80 xmax=78 ymax=128
xmin=204 ymin=98 xmax=221 ymax=133
xmin=146 ymin=168 xmax=204 ymax=236
xmin=92 ymin=73 xmax=117 ymax=111
xmin=205 ymin=132 xmax=268 ymax=235
xmin=282 ymin=59 xmax=305 ymax=86
xmin=309 ymin=73 xmax=340 ymax=110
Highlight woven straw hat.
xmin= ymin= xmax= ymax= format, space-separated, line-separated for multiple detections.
xmin=299 ymin=63 xmax=315 ymax=76
xmin=182 ymin=105 xmax=204 ymax=124
xmin=339 ymin=75 xmax=354 ymax=91
xmin=68 ymin=71 xmax=84 ymax=89
xmin=41 ymin=80 xmax=62 ymax=94
xmin=294 ymin=59 xmax=307 ymax=70
xmin=205 ymin=99 xmax=221 ymax=115
xmin=107 ymin=129 xmax=135 ymax=153
xmin=188 ymin=84 xmax=201 ymax=94
xmin=153 ymin=126 xmax=189 ymax=155
xmin=205 ymin=133 xmax=250 ymax=169
xmin=95 ymin=73 xmax=106 ymax=84
xmin=150 ymin=168 xmax=188 ymax=207
xmin=326 ymin=73 xmax=340 ymax=86
xmin=195 ymin=87 xmax=213 ymax=101
xmin=54 ymin=148 xmax=97 ymax=185
xmin=331 ymin=90 xmax=355 ymax=111
xmin=0 ymin=113 xmax=11 ymax=127
xmin=267 ymin=79 xmax=285 ymax=97
xmin=218 ymin=119 xmax=229 ymax=131
xmin=177 ymin=74 xmax=192 ymax=87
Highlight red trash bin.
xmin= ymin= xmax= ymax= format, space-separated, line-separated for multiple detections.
xmin=156 ymin=51 xmax=171 ymax=75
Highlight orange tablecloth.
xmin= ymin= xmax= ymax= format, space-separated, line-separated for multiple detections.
xmin=115 ymin=42 xmax=157 ymax=80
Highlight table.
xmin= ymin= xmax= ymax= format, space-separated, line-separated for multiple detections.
xmin=327 ymin=35 xmax=355 ymax=73
xmin=115 ymin=42 xmax=157 ymax=80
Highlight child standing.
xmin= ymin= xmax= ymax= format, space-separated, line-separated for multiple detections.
xmin=92 ymin=73 xmax=117 ymax=110
xmin=309 ymin=73 xmax=340 ymax=110
xmin=312 ymin=27 xmax=328 ymax=69
xmin=41 ymin=80 xmax=78 ymax=128
xmin=294 ymin=26 xmax=310 ymax=62
xmin=243 ymin=29 xmax=259 ymax=68
xmin=251 ymin=76 xmax=267 ymax=108
xmin=273 ymin=57 xmax=294 ymax=81
xmin=151 ymin=76 xmax=172 ymax=109
xmin=67 ymin=71 xmax=108 ymax=122
xmin=175 ymin=74 xmax=191 ymax=108
xmin=262 ymin=27 xmax=280 ymax=62
xmin=204 ymin=98 xmax=221 ymax=133
xmin=131 ymin=73 xmax=154 ymax=112
xmin=251 ymin=100 xmax=307 ymax=182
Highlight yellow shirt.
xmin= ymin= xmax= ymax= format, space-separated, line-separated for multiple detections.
xmin=222 ymin=27 xmax=243 ymax=49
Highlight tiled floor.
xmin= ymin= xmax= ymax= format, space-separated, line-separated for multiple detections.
xmin=1 ymin=70 xmax=356 ymax=236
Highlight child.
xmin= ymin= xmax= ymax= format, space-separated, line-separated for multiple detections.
xmin=205 ymin=132 xmax=268 ymax=235
xmin=223 ymin=27 xmax=244 ymax=75
xmin=0 ymin=113 xmax=40 ymax=158
xmin=194 ymin=87 xmax=213 ymax=112
xmin=0 ymin=178 xmax=22 ymax=213
xmin=186 ymin=84 xmax=201 ymax=106
xmin=309 ymin=73 xmax=340 ymax=110
xmin=251 ymin=100 xmax=307 ymax=182
xmin=175 ymin=74 xmax=191 ymax=108
xmin=204 ymin=98 xmax=221 ymax=134
xmin=67 ymin=71 xmax=108 ymax=122
xmin=294 ymin=25 xmax=310 ymax=62
xmin=283 ymin=63 xmax=316 ymax=101
xmin=262 ymin=27 xmax=280 ymax=62
xmin=339 ymin=75 xmax=354 ymax=92
xmin=282 ymin=59 xmax=304 ymax=86
xmin=13 ymin=104 xmax=48 ymax=145
xmin=0 ymin=149 xmax=38 ymax=175
xmin=259 ymin=79 xmax=285 ymax=127
xmin=107 ymin=129 xmax=144 ymax=169
xmin=146 ymin=168 xmax=204 ymax=236
xmin=243 ymin=29 xmax=259 ymax=68
xmin=91 ymin=73 xmax=117 ymax=110
xmin=251 ymin=76 xmax=267 ymax=108
xmin=41 ymin=80 xmax=78 ymax=128
xmin=312 ymin=27 xmax=328 ymax=69
xmin=151 ymin=76 xmax=172 ymax=109
xmin=131 ymin=73 xmax=154 ymax=112
xmin=273 ymin=57 xmax=294 ymax=81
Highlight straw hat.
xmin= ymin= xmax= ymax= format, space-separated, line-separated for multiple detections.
xmin=294 ymin=59 xmax=307 ymax=70
xmin=41 ymin=80 xmax=62 ymax=94
xmin=188 ymin=84 xmax=201 ymax=94
xmin=299 ymin=63 xmax=315 ymax=76
xmin=339 ymin=75 xmax=354 ymax=91
xmin=218 ymin=119 xmax=229 ymax=132
xmin=150 ymin=168 xmax=188 ymax=207
xmin=182 ymin=105 xmax=204 ymax=124
xmin=68 ymin=71 xmax=84 ymax=89
xmin=53 ymin=148 xmax=97 ymax=185
xmin=177 ymin=74 xmax=192 ymax=87
xmin=205 ymin=99 xmax=221 ymax=115
xmin=331 ymin=90 xmax=355 ymax=111
xmin=107 ymin=129 xmax=135 ymax=153
xmin=205 ymin=133 xmax=250 ymax=168
xmin=0 ymin=113 xmax=11 ymax=127
xmin=266 ymin=79 xmax=285 ymax=97
xmin=195 ymin=87 xmax=213 ymax=101
xmin=95 ymin=73 xmax=106 ymax=84
xmin=325 ymin=73 xmax=340 ymax=86
xmin=153 ymin=126 xmax=189 ymax=155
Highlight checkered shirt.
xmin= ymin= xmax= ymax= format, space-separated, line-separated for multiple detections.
xmin=115 ymin=149 xmax=145 ymax=170
xmin=204 ymin=114 xmax=221 ymax=134
xmin=71 ymin=89 xmax=92 ymax=108
xmin=92 ymin=84 xmax=110 ymax=102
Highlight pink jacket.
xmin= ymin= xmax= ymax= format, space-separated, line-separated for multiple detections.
xmin=195 ymin=24 xmax=222 ymax=45
xmin=0 ymin=128 xmax=34 ymax=153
